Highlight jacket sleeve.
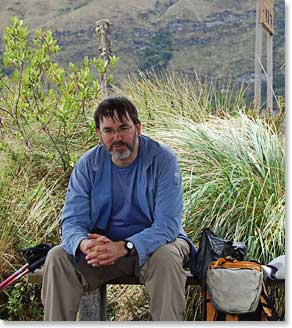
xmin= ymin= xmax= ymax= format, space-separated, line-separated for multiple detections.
xmin=127 ymin=153 xmax=183 ymax=266
xmin=61 ymin=163 xmax=92 ymax=257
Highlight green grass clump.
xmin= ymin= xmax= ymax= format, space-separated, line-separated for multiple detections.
xmin=116 ymin=70 xmax=248 ymax=127
xmin=148 ymin=112 xmax=284 ymax=264
xmin=0 ymin=147 xmax=66 ymax=275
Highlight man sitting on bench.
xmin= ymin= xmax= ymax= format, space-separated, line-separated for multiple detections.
xmin=41 ymin=96 xmax=197 ymax=321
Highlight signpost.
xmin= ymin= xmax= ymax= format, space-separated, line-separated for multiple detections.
xmin=96 ymin=19 xmax=112 ymax=98
xmin=254 ymin=0 xmax=274 ymax=113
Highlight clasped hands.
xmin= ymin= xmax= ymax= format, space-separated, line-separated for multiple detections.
xmin=80 ymin=233 xmax=127 ymax=267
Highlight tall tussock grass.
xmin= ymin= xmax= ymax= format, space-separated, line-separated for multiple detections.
xmin=115 ymin=71 xmax=249 ymax=126
xmin=0 ymin=152 xmax=66 ymax=275
xmin=148 ymin=113 xmax=284 ymax=263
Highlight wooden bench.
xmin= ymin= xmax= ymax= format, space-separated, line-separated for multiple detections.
xmin=27 ymin=269 xmax=284 ymax=321
xmin=27 ymin=269 xmax=198 ymax=320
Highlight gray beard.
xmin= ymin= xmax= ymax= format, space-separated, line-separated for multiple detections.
xmin=111 ymin=148 xmax=132 ymax=161
xmin=102 ymin=132 xmax=138 ymax=161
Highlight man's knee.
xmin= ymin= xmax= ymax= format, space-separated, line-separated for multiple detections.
xmin=45 ymin=245 xmax=70 ymax=266
xmin=149 ymin=242 xmax=183 ymax=272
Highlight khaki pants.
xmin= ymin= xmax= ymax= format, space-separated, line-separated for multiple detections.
xmin=41 ymin=238 xmax=190 ymax=321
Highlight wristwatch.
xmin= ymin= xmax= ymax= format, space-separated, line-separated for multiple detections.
xmin=124 ymin=240 xmax=134 ymax=257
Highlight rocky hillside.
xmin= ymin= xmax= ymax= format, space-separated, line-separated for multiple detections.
xmin=0 ymin=0 xmax=285 ymax=97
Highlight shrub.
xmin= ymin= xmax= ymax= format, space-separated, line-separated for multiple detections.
xmin=0 ymin=16 xmax=118 ymax=171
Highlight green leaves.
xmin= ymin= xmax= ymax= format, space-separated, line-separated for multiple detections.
xmin=91 ymin=55 xmax=119 ymax=75
xmin=3 ymin=16 xmax=29 ymax=68
xmin=0 ymin=16 xmax=118 ymax=171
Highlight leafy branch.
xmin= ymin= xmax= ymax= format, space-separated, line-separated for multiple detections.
xmin=0 ymin=16 xmax=119 ymax=171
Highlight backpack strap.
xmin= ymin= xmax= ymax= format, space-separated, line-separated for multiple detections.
xmin=210 ymin=257 xmax=262 ymax=272
xmin=204 ymin=281 xmax=279 ymax=321
xmin=205 ymin=291 xmax=217 ymax=321
xmin=260 ymin=281 xmax=280 ymax=321
xmin=226 ymin=313 xmax=239 ymax=321
xmin=205 ymin=293 xmax=239 ymax=321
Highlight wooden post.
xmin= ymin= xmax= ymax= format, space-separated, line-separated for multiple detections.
xmin=266 ymin=32 xmax=273 ymax=113
xmin=79 ymin=285 xmax=107 ymax=321
xmin=64 ymin=19 xmax=113 ymax=321
xmin=254 ymin=0 xmax=263 ymax=110
xmin=96 ymin=19 xmax=112 ymax=98
xmin=254 ymin=0 xmax=274 ymax=113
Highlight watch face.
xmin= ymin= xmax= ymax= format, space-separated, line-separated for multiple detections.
xmin=126 ymin=241 xmax=134 ymax=250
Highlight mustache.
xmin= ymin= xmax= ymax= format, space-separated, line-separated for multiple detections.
xmin=111 ymin=141 xmax=128 ymax=147
xmin=109 ymin=141 xmax=132 ymax=152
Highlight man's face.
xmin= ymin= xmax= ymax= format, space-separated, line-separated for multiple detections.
xmin=96 ymin=111 xmax=141 ymax=165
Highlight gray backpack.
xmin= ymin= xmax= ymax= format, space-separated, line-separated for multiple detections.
xmin=206 ymin=257 xmax=280 ymax=321
xmin=207 ymin=258 xmax=263 ymax=313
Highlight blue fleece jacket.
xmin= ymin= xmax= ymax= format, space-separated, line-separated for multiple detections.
xmin=61 ymin=135 xmax=197 ymax=270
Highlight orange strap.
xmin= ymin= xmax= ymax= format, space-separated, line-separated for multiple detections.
xmin=210 ymin=257 xmax=262 ymax=272
xmin=205 ymin=291 xmax=217 ymax=321
xmin=260 ymin=282 xmax=274 ymax=320
xmin=206 ymin=301 xmax=217 ymax=321
xmin=226 ymin=313 xmax=239 ymax=321
xmin=205 ymin=297 xmax=239 ymax=321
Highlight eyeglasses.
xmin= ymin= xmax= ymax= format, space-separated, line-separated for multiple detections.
xmin=100 ymin=125 xmax=133 ymax=137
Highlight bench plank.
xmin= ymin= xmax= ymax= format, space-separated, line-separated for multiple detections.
xmin=26 ymin=269 xmax=198 ymax=285
xmin=27 ymin=269 xmax=283 ymax=287
xmin=26 ymin=269 xmax=284 ymax=321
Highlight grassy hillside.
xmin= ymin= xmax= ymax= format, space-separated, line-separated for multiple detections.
xmin=0 ymin=0 xmax=285 ymax=98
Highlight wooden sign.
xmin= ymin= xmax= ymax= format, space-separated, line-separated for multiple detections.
xmin=254 ymin=0 xmax=274 ymax=113
xmin=259 ymin=0 xmax=274 ymax=35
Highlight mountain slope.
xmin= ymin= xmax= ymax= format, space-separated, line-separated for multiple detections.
xmin=0 ymin=0 xmax=285 ymax=97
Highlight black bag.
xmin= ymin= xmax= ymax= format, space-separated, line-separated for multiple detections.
xmin=21 ymin=243 xmax=53 ymax=265
xmin=193 ymin=228 xmax=246 ymax=285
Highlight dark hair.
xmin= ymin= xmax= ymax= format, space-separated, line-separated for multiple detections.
xmin=94 ymin=96 xmax=141 ymax=128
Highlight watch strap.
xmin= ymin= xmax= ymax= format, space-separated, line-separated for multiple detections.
xmin=124 ymin=240 xmax=134 ymax=257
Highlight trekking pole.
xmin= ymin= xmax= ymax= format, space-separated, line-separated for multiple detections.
xmin=0 ymin=243 xmax=53 ymax=292
xmin=0 ymin=263 xmax=29 ymax=291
